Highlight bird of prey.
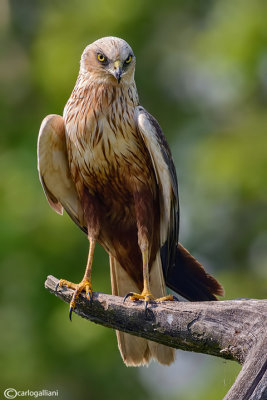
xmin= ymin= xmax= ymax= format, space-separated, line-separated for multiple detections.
xmin=37 ymin=36 xmax=224 ymax=367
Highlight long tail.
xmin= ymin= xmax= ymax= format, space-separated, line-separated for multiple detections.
xmin=166 ymin=243 xmax=224 ymax=301
xmin=109 ymin=253 xmax=175 ymax=367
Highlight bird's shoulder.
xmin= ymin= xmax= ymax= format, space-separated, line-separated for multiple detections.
xmin=134 ymin=106 xmax=178 ymax=194
xmin=135 ymin=106 xmax=172 ymax=155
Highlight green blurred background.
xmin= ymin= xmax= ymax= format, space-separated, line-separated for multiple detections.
xmin=1 ymin=0 xmax=266 ymax=399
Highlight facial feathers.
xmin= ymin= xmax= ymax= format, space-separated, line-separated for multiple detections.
xmin=80 ymin=36 xmax=136 ymax=85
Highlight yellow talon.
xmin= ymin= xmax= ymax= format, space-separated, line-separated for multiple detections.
xmin=128 ymin=291 xmax=155 ymax=302
xmin=56 ymin=278 xmax=93 ymax=317
xmin=57 ymin=279 xmax=76 ymax=290
xmin=156 ymin=294 xmax=177 ymax=302
xmin=124 ymin=291 xmax=176 ymax=303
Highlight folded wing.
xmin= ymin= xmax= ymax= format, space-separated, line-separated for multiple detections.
xmin=135 ymin=106 xmax=179 ymax=274
xmin=135 ymin=107 xmax=224 ymax=301
xmin=37 ymin=114 xmax=86 ymax=232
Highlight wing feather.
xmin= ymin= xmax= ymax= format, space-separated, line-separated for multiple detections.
xmin=37 ymin=114 xmax=86 ymax=232
xmin=135 ymin=106 xmax=179 ymax=276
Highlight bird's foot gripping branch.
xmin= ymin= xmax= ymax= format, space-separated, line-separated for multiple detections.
xmin=45 ymin=275 xmax=267 ymax=400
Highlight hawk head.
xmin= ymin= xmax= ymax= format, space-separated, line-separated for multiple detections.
xmin=80 ymin=36 xmax=136 ymax=85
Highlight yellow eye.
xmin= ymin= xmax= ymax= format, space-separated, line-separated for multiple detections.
xmin=98 ymin=54 xmax=106 ymax=63
xmin=125 ymin=55 xmax=132 ymax=64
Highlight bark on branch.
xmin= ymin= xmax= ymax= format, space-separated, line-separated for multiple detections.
xmin=45 ymin=275 xmax=267 ymax=400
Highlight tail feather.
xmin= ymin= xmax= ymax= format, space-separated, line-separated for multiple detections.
xmin=109 ymin=255 xmax=149 ymax=366
xmin=166 ymin=243 xmax=224 ymax=301
xmin=110 ymin=254 xmax=175 ymax=366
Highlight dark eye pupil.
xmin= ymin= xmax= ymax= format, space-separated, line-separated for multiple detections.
xmin=98 ymin=54 xmax=106 ymax=62
xmin=125 ymin=55 xmax=132 ymax=65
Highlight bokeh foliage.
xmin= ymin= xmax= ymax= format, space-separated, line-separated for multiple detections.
xmin=0 ymin=0 xmax=266 ymax=399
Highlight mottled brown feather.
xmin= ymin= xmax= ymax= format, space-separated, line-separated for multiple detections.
xmin=38 ymin=37 xmax=223 ymax=367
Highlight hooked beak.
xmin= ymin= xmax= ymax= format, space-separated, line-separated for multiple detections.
xmin=112 ymin=60 xmax=123 ymax=83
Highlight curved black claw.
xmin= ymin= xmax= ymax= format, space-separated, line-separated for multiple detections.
xmin=69 ymin=306 xmax=73 ymax=322
xmin=55 ymin=282 xmax=60 ymax=293
xmin=173 ymin=295 xmax=179 ymax=302
xmin=123 ymin=292 xmax=134 ymax=303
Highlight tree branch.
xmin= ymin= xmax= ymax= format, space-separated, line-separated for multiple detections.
xmin=45 ymin=275 xmax=267 ymax=400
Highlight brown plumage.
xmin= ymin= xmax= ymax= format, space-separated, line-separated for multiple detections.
xmin=37 ymin=37 xmax=224 ymax=367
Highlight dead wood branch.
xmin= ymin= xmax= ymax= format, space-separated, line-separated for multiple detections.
xmin=45 ymin=275 xmax=267 ymax=400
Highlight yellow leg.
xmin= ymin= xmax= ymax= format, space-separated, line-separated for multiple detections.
xmin=124 ymin=247 xmax=178 ymax=310
xmin=56 ymin=237 xmax=96 ymax=320
xmin=129 ymin=247 xmax=154 ymax=302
